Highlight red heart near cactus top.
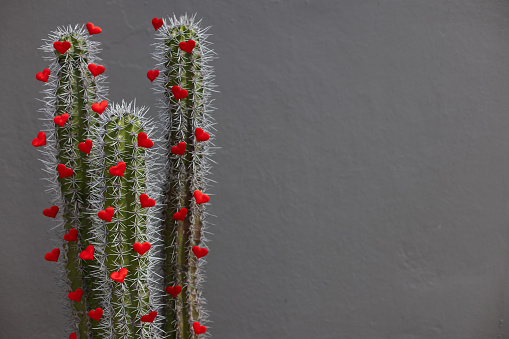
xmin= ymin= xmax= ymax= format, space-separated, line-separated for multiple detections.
xmin=179 ymin=39 xmax=196 ymax=54
xmin=53 ymin=41 xmax=71 ymax=54
xmin=152 ymin=17 xmax=163 ymax=30
xmin=86 ymin=22 xmax=102 ymax=35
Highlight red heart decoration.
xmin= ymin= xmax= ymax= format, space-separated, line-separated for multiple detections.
xmin=109 ymin=161 xmax=126 ymax=176
xmin=57 ymin=164 xmax=74 ymax=177
xmin=193 ymin=321 xmax=207 ymax=334
xmin=170 ymin=142 xmax=186 ymax=155
xmin=179 ymin=40 xmax=196 ymax=54
xmin=152 ymin=17 xmax=163 ymax=30
xmin=86 ymin=22 xmax=102 ymax=35
xmin=36 ymin=68 xmax=50 ymax=82
xmin=172 ymin=208 xmax=188 ymax=221
xmin=171 ymin=85 xmax=188 ymax=100
xmin=91 ymin=100 xmax=108 ymax=114
xmin=64 ymin=228 xmax=78 ymax=242
xmin=80 ymin=245 xmax=95 ymax=260
xmin=147 ymin=69 xmax=159 ymax=82
xmin=88 ymin=63 xmax=105 ymax=77
xmin=194 ymin=190 xmax=209 ymax=204
xmin=54 ymin=113 xmax=69 ymax=127
xmin=140 ymin=311 xmax=157 ymax=323
xmin=137 ymin=132 xmax=153 ymax=148
xmin=68 ymin=288 xmax=83 ymax=302
xmin=43 ymin=205 xmax=59 ymax=218
xmin=98 ymin=207 xmax=115 ymax=222
xmin=165 ymin=285 xmax=182 ymax=297
xmin=32 ymin=131 xmax=46 ymax=147
xmin=69 ymin=334 xmax=77 ymax=339
xmin=79 ymin=139 xmax=93 ymax=154
xmin=192 ymin=246 xmax=208 ymax=259
xmin=133 ymin=242 xmax=151 ymax=255
xmin=195 ymin=128 xmax=210 ymax=142
xmin=53 ymin=41 xmax=71 ymax=54
xmin=110 ymin=268 xmax=127 ymax=283
xmin=140 ymin=194 xmax=155 ymax=208
xmin=44 ymin=248 xmax=60 ymax=262
xmin=88 ymin=308 xmax=103 ymax=321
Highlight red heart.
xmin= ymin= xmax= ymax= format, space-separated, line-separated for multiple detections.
xmin=171 ymin=85 xmax=188 ymax=100
xmin=193 ymin=321 xmax=207 ymax=334
xmin=165 ymin=285 xmax=182 ymax=297
xmin=140 ymin=194 xmax=155 ymax=208
xmin=69 ymin=334 xmax=77 ymax=339
xmin=68 ymin=288 xmax=83 ymax=302
xmin=179 ymin=40 xmax=196 ymax=54
xmin=79 ymin=139 xmax=93 ymax=154
xmin=98 ymin=207 xmax=115 ymax=222
xmin=53 ymin=41 xmax=71 ymax=54
xmin=172 ymin=208 xmax=187 ymax=221
xmin=152 ymin=17 xmax=163 ymax=30
xmin=44 ymin=248 xmax=60 ymax=262
xmin=171 ymin=142 xmax=186 ymax=155
xmin=194 ymin=190 xmax=209 ymax=204
xmin=64 ymin=228 xmax=78 ymax=242
xmin=91 ymin=101 xmax=108 ymax=114
xmin=43 ymin=205 xmax=59 ymax=218
xmin=86 ymin=22 xmax=102 ymax=35
xmin=80 ymin=245 xmax=95 ymax=260
xmin=110 ymin=268 xmax=127 ymax=283
xmin=140 ymin=311 xmax=157 ymax=323
xmin=192 ymin=246 xmax=208 ymax=259
xmin=147 ymin=69 xmax=159 ymax=82
xmin=36 ymin=68 xmax=50 ymax=82
xmin=32 ymin=131 xmax=46 ymax=147
xmin=195 ymin=128 xmax=210 ymax=142
xmin=109 ymin=161 xmax=126 ymax=176
xmin=133 ymin=242 xmax=151 ymax=255
xmin=54 ymin=113 xmax=69 ymax=127
xmin=137 ymin=132 xmax=153 ymax=148
xmin=88 ymin=63 xmax=105 ymax=77
xmin=88 ymin=308 xmax=103 ymax=321
xmin=57 ymin=164 xmax=74 ymax=177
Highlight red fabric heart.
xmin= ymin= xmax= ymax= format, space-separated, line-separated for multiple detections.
xmin=165 ymin=285 xmax=182 ymax=297
xmin=64 ymin=228 xmax=78 ymax=242
xmin=194 ymin=190 xmax=209 ymax=204
xmin=147 ymin=69 xmax=159 ymax=82
xmin=140 ymin=311 xmax=157 ymax=323
xmin=137 ymin=132 xmax=153 ymax=148
xmin=98 ymin=207 xmax=115 ymax=222
xmin=80 ymin=245 xmax=95 ymax=260
xmin=79 ymin=139 xmax=93 ymax=154
xmin=170 ymin=142 xmax=186 ymax=155
xmin=152 ymin=17 xmax=163 ymax=30
xmin=192 ymin=246 xmax=208 ymax=259
xmin=109 ymin=161 xmax=126 ymax=176
xmin=179 ymin=40 xmax=196 ymax=54
xmin=53 ymin=41 xmax=71 ymax=54
xmin=88 ymin=63 xmax=105 ymax=77
xmin=195 ymin=128 xmax=210 ymax=142
xmin=69 ymin=334 xmax=77 ymax=339
xmin=57 ymin=164 xmax=74 ymax=177
xmin=133 ymin=242 xmax=151 ymax=255
xmin=54 ymin=113 xmax=69 ymax=127
xmin=110 ymin=268 xmax=127 ymax=283
xmin=91 ymin=100 xmax=108 ymax=114
xmin=32 ymin=131 xmax=46 ymax=147
xmin=171 ymin=85 xmax=188 ymax=100
xmin=68 ymin=288 xmax=83 ymax=302
xmin=140 ymin=194 xmax=155 ymax=208
xmin=193 ymin=321 xmax=207 ymax=334
xmin=88 ymin=308 xmax=103 ymax=321
xmin=86 ymin=22 xmax=102 ymax=35
xmin=44 ymin=248 xmax=60 ymax=262
xmin=172 ymin=207 xmax=188 ymax=221
xmin=43 ymin=205 xmax=59 ymax=218
xmin=36 ymin=68 xmax=50 ymax=82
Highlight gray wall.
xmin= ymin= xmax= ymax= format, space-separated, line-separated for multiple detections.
xmin=1 ymin=0 xmax=509 ymax=338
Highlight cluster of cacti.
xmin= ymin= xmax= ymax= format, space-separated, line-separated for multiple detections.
xmin=33 ymin=14 xmax=216 ymax=339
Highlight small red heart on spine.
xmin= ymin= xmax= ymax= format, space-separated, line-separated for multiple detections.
xmin=69 ymin=334 xmax=77 ymax=339
xmin=165 ymin=285 xmax=182 ymax=297
xmin=88 ymin=63 xmax=105 ymax=77
xmin=137 ymin=132 xmax=153 ymax=148
xmin=192 ymin=246 xmax=208 ymax=259
xmin=32 ymin=131 xmax=46 ymax=147
xmin=152 ymin=17 xmax=163 ymax=30
xmin=53 ymin=41 xmax=71 ymax=54
xmin=98 ymin=207 xmax=115 ymax=222
xmin=133 ymin=242 xmax=151 ymax=255
xmin=86 ymin=22 xmax=102 ymax=35
xmin=179 ymin=40 xmax=196 ymax=54
xmin=140 ymin=311 xmax=157 ymax=323
xmin=110 ymin=268 xmax=127 ymax=283
xmin=171 ymin=85 xmax=188 ymax=100
xmin=172 ymin=208 xmax=187 ymax=221
xmin=109 ymin=161 xmax=126 ymax=176
xmin=195 ymin=128 xmax=210 ymax=141
xmin=36 ymin=68 xmax=50 ymax=82
xmin=80 ymin=245 xmax=95 ymax=260
xmin=91 ymin=100 xmax=108 ymax=114
xmin=194 ymin=190 xmax=209 ymax=204
xmin=64 ymin=228 xmax=78 ymax=242
xmin=170 ymin=142 xmax=186 ymax=155
xmin=68 ymin=288 xmax=83 ymax=302
xmin=54 ymin=113 xmax=69 ymax=127
xmin=44 ymin=248 xmax=60 ymax=262
xmin=57 ymin=164 xmax=74 ymax=177
xmin=193 ymin=321 xmax=207 ymax=334
xmin=88 ymin=308 xmax=103 ymax=321
xmin=140 ymin=194 xmax=155 ymax=208
xmin=147 ymin=69 xmax=159 ymax=82
xmin=79 ymin=139 xmax=93 ymax=154
xmin=43 ymin=205 xmax=59 ymax=218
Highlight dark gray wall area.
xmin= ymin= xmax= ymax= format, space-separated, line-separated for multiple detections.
xmin=1 ymin=0 xmax=509 ymax=338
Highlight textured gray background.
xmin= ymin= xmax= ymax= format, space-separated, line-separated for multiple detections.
xmin=1 ymin=0 xmax=509 ymax=338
